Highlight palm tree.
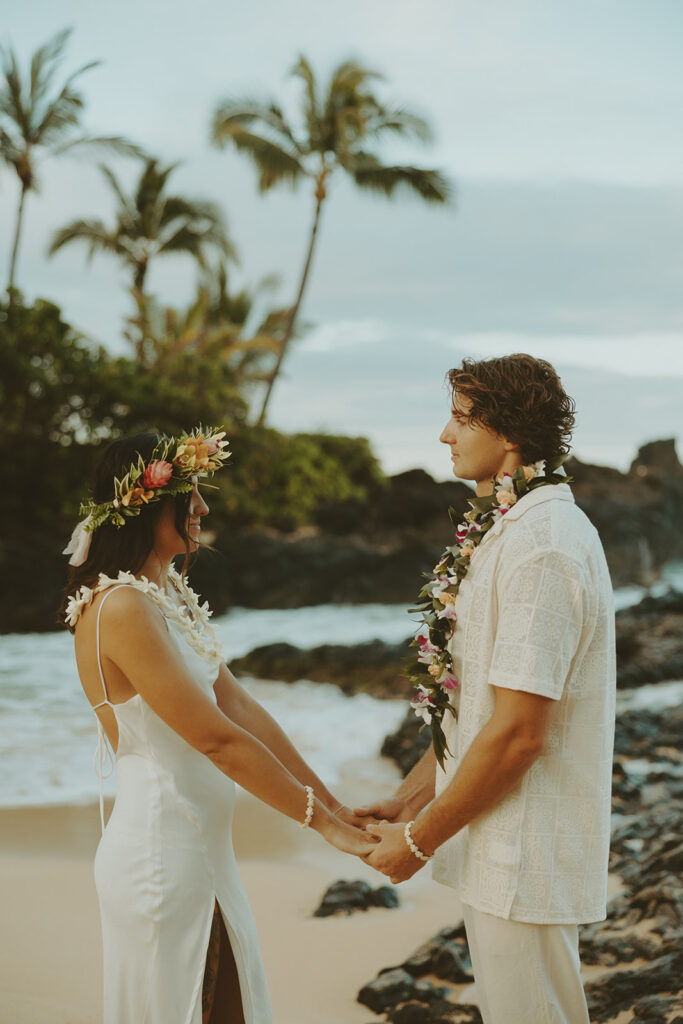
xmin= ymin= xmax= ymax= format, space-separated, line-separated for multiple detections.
xmin=124 ymin=262 xmax=292 ymax=373
xmin=0 ymin=28 xmax=140 ymax=300
xmin=48 ymin=158 xmax=236 ymax=299
xmin=211 ymin=56 xmax=453 ymax=426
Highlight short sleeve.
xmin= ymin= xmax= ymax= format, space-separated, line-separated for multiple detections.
xmin=488 ymin=550 xmax=584 ymax=700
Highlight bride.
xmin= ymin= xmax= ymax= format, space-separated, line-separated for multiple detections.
xmin=60 ymin=427 xmax=374 ymax=1024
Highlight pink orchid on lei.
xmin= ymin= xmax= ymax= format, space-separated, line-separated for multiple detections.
xmin=407 ymin=454 xmax=571 ymax=768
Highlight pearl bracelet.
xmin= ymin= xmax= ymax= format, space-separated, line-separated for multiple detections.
xmin=300 ymin=785 xmax=315 ymax=828
xmin=404 ymin=820 xmax=432 ymax=862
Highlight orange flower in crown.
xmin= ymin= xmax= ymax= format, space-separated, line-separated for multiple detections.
xmin=119 ymin=485 xmax=156 ymax=507
xmin=174 ymin=430 xmax=227 ymax=473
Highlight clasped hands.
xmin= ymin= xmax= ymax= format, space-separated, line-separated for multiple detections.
xmin=333 ymin=798 xmax=428 ymax=884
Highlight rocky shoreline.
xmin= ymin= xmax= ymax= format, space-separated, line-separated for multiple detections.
xmin=229 ymin=590 xmax=683 ymax=707
xmin=353 ymin=700 xmax=683 ymax=1024
xmin=2 ymin=439 xmax=682 ymax=634
xmin=192 ymin=438 xmax=683 ymax=616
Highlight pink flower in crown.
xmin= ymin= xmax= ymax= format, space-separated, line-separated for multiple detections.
xmin=142 ymin=460 xmax=174 ymax=488
xmin=205 ymin=434 xmax=225 ymax=455
xmin=437 ymin=602 xmax=458 ymax=621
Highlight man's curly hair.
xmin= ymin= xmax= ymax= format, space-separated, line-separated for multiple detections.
xmin=448 ymin=353 xmax=576 ymax=464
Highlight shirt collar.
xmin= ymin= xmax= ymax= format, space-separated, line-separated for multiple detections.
xmin=480 ymin=481 xmax=574 ymax=546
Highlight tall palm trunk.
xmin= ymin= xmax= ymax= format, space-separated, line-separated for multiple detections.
xmin=134 ymin=257 xmax=149 ymax=294
xmin=8 ymin=181 xmax=28 ymax=304
xmin=132 ymin=259 xmax=150 ymax=363
xmin=256 ymin=174 xmax=326 ymax=427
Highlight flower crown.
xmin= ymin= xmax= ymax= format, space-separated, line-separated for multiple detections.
xmin=63 ymin=426 xmax=229 ymax=566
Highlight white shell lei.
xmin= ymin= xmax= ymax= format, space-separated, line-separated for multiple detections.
xmin=65 ymin=566 xmax=225 ymax=664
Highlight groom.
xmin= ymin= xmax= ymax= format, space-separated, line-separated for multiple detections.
xmin=359 ymin=353 xmax=616 ymax=1024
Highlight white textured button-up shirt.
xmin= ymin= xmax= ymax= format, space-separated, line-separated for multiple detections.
xmin=431 ymin=483 xmax=616 ymax=924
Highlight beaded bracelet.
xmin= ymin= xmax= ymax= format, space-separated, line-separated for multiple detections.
xmin=404 ymin=820 xmax=432 ymax=862
xmin=300 ymin=785 xmax=315 ymax=828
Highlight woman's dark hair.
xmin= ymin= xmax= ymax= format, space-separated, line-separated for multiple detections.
xmin=59 ymin=433 xmax=193 ymax=631
xmin=448 ymin=353 xmax=576 ymax=463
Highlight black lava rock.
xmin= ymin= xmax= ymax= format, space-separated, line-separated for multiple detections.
xmin=357 ymin=968 xmax=416 ymax=1013
xmin=313 ymin=879 xmax=399 ymax=918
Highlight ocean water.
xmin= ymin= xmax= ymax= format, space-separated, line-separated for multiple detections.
xmin=1 ymin=565 xmax=681 ymax=810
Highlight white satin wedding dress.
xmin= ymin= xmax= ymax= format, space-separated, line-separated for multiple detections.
xmin=71 ymin=568 xmax=273 ymax=1024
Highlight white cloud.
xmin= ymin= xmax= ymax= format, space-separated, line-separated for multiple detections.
xmin=421 ymin=332 xmax=683 ymax=379
xmin=302 ymin=319 xmax=391 ymax=353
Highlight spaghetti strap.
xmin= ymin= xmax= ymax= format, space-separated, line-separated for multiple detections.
xmin=93 ymin=584 xmax=128 ymax=709
xmin=92 ymin=584 xmax=128 ymax=835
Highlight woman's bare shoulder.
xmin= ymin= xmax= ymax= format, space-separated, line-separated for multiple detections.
xmin=77 ymin=583 xmax=166 ymax=636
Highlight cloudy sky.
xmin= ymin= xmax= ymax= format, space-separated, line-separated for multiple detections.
xmin=2 ymin=0 xmax=681 ymax=477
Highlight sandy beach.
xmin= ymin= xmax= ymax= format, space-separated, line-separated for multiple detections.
xmin=0 ymin=771 xmax=464 ymax=1024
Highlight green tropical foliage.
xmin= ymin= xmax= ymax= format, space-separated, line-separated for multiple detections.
xmin=221 ymin=428 xmax=385 ymax=531
xmin=1 ymin=293 xmax=384 ymax=541
xmin=212 ymin=56 xmax=453 ymax=425
xmin=0 ymin=28 xmax=140 ymax=298
xmin=0 ymin=292 xmax=247 ymax=535
xmin=123 ymin=262 xmax=290 ymax=372
xmin=48 ymin=157 xmax=236 ymax=304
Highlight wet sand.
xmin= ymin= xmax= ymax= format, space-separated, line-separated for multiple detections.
xmin=0 ymin=778 xmax=460 ymax=1024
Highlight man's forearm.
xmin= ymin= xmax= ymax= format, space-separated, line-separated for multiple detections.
xmin=394 ymin=746 xmax=437 ymax=816
xmin=411 ymin=718 xmax=541 ymax=855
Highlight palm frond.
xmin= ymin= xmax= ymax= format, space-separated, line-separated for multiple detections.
xmin=156 ymin=225 xmax=207 ymax=261
xmin=52 ymin=134 xmax=143 ymax=158
xmin=0 ymin=50 xmax=29 ymax=138
xmin=158 ymin=196 xmax=229 ymax=235
xmin=369 ymin=106 xmax=433 ymax=143
xmin=47 ymin=218 xmax=122 ymax=260
xmin=233 ymin=333 xmax=281 ymax=354
xmin=33 ymin=62 xmax=101 ymax=146
xmin=32 ymin=88 xmax=85 ymax=146
xmin=292 ymin=56 xmax=320 ymax=145
xmin=265 ymin=102 xmax=302 ymax=152
xmin=327 ymin=60 xmax=384 ymax=100
xmin=28 ymin=28 xmax=72 ymax=108
xmin=134 ymin=159 xmax=178 ymax=218
xmin=350 ymin=160 xmax=453 ymax=204
xmin=214 ymin=123 xmax=305 ymax=191
xmin=158 ymin=197 xmax=237 ymax=262
xmin=212 ymin=99 xmax=301 ymax=152
xmin=0 ymin=127 xmax=18 ymax=163
xmin=98 ymin=163 xmax=131 ymax=211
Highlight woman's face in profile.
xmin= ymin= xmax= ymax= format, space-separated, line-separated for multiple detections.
xmin=186 ymin=481 xmax=209 ymax=549
xmin=155 ymin=481 xmax=209 ymax=556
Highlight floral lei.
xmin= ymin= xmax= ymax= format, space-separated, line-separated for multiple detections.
xmin=408 ymin=454 xmax=572 ymax=768
xmin=80 ymin=426 xmax=230 ymax=533
xmin=64 ymin=566 xmax=225 ymax=664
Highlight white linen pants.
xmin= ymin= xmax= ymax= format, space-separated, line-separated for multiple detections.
xmin=462 ymin=903 xmax=590 ymax=1024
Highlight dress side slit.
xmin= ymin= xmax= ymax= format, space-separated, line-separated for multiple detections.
xmin=203 ymin=899 xmax=245 ymax=1024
